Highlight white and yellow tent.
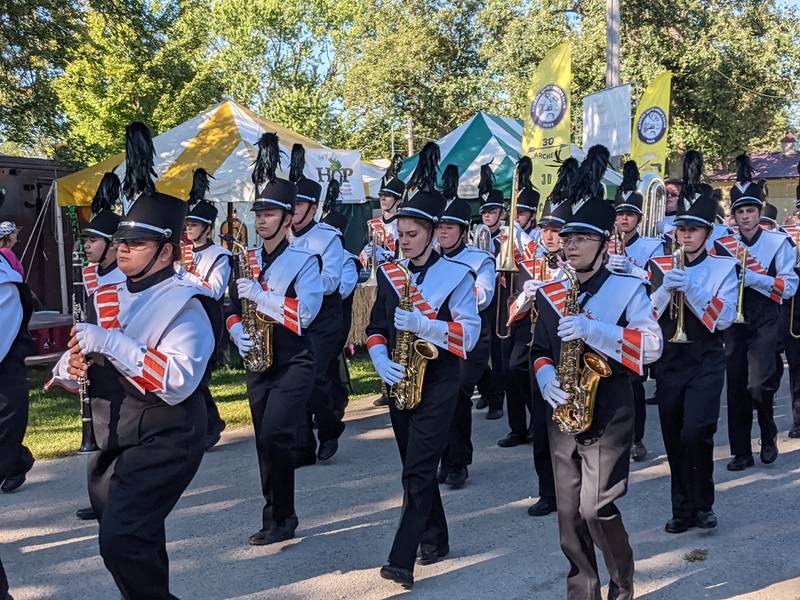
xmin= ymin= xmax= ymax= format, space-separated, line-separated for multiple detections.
xmin=56 ymin=99 xmax=381 ymax=207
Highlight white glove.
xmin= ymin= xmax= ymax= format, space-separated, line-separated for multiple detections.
xmin=237 ymin=278 xmax=263 ymax=301
xmin=75 ymin=322 xmax=110 ymax=355
xmin=609 ymin=254 xmax=631 ymax=273
xmin=535 ymin=363 xmax=570 ymax=409
xmin=744 ymin=269 xmax=771 ymax=291
xmin=394 ymin=307 xmax=424 ymax=334
xmin=236 ymin=332 xmax=254 ymax=358
xmin=557 ymin=314 xmax=592 ymax=342
xmin=369 ymin=346 xmax=405 ymax=386
xmin=523 ymin=278 xmax=547 ymax=299
xmin=663 ymin=268 xmax=688 ymax=292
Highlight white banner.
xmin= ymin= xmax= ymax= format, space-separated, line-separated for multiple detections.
xmin=582 ymin=84 xmax=631 ymax=156
xmin=303 ymin=149 xmax=366 ymax=204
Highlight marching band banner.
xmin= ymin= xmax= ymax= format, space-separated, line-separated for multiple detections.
xmin=630 ymin=71 xmax=672 ymax=177
xmin=521 ymin=42 xmax=572 ymax=219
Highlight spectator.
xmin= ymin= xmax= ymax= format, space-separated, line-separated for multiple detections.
xmin=0 ymin=221 xmax=23 ymax=277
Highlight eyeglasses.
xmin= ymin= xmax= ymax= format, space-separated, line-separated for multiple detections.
xmin=112 ymin=239 xmax=157 ymax=250
xmin=562 ymin=235 xmax=602 ymax=248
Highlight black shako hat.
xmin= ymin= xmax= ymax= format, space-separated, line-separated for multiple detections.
xmin=478 ymin=163 xmax=504 ymax=212
xmin=85 ymin=172 xmax=121 ymax=239
xmin=287 ymin=142 xmax=321 ymax=203
xmin=115 ymin=191 xmax=187 ymax=243
xmin=250 ymin=133 xmax=297 ymax=212
xmin=614 ymin=160 xmax=643 ymax=215
xmin=439 ymin=197 xmax=472 ymax=227
xmin=673 ymin=184 xmax=717 ymax=228
xmin=515 ymin=156 xmax=540 ymax=212
xmin=186 ymin=168 xmax=218 ymax=224
xmin=321 ymin=210 xmax=348 ymax=236
xmin=730 ymin=153 xmax=763 ymax=210
xmin=395 ymin=142 xmax=445 ymax=224
xmin=539 ymin=199 xmax=570 ymax=229
xmin=760 ymin=203 xmax=778 ymax=226
xmin=561 ymin=145 xmax=614 ymax=237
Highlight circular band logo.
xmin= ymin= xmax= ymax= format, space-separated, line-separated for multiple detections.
xmin=637 ymin=107 xmax=667 ymax=145
xmin=530 ymin=85 xmax=568 ymax=129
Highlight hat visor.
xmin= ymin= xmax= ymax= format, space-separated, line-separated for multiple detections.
xmin=673 ymin=215 xmax=712 ymax=228
xmin=479 ymin=202 xmax=505 ymax=213
xmin=393 ymin=207 xmax=437 ymax=223
xmin=731 ymin=197 xmax=763 ymax=211
xmin=439 ymin=216 xmax=469 ymax=226
xmin=185 ymin=215 xmax=213 ymax=224
xmin=559 ymin=223 xmax=609 ymax=237
xmin=539 ymin=217 xmax=565 ymax=229
xmin=251 ymin=199 xmax=292 ymax=212
xmin=112 ymin=224 xmax=171 ymax=242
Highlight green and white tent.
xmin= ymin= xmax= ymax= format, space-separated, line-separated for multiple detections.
xmin=398 ymin=111 xmax=621 ymax=199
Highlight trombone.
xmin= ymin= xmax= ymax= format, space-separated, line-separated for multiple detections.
xmin=733 ymin=245 xmax=747 ymax=324
xmin=495 ymin=165 xmax=520 ymax=339
xmin=668 ymin=242 xmax=691 ymax=343
xmin=362 ymin=227 xmax=381 ymax=287
xmin=471 ymin=223 xmax=492 ymax=251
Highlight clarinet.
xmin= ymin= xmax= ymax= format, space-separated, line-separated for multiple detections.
xmin=72 ymin=243 xmax=98 ymax=454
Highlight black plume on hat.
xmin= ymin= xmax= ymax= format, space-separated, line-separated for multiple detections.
xmin=620 ymin=160 xmax=640 ymax=192
xmin=735 ymin=153 xmax=754 ymax=183
xmin=408 ymin=142 xmax=441 ymax=194
xmin=549 ymin=155 xmax=579 ymax=205
xmin=322 ymin=176 xmax=341 ymax=217
xmin=252 ymin=132 xmax=282 ymax=188
xmin=517 ymin=156 xmax=533 ymax=191
xmin=289 ymin=143 xmax=305 ymax=183
xmin=442 ymin=164 xmax=460 ymax=201
xmin=188 ymin=168 xmax=213 ymax=207
xmin=478 ymin=163 xmax=495 ymax=199
xmin=91 ymin=172 xmax=121 ymax=215
xmin=123 ymin=122 xmax=157 ymax=201
xmin=572 ymin=145 xmax=610 ymax=202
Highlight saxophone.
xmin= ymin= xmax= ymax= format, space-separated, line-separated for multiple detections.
xmin=224 ymin=237 xmax=274 ymax=372
xmin=552 ymin=265 xmax=612 ymax=435
xmin=391 ymin=262 xmax=439 ymax=410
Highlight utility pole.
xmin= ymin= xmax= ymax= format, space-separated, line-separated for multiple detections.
xmin=390 ymin=122 xmax=396 ymax=157
xmin=405 ymin=119 xmax=414 ymax=156
xmin=606 ymin=0 xmax=621 ymax=89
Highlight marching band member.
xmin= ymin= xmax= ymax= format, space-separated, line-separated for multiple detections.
xmin=609 ymin=160 xmax=666 ymax=462
xmin=656 ymin=178 xmax=681 ymax=238
xmin=366 ymin=143 xmax=480 ymax=589
xmin=73 ymin=172 xmax=125 ymax=521
xmin=516 ymin=171 xmax=541 ymax=243
xmin=648 ymin=187 xmax=737 ymax=533
xmin=498 ymin=158 xmax=543 ymax=450
xmin=321 ymin=194 xmax=361 ymax=421
xmin=531 ymin=145 xmax=662 ymax=600
xmin=361 ymin=160 xmax=405 ymax=269
xmin=0 ymin=222 xmax=34 ymax=495
xmin=716 ymin=153 xmax=798 ymax=470
xmin=475 ymin=163 xmax=508 ymax=420
xmin=230 ymin=133 xmax=323 ymax=545
xmin=289 ymin=144 xmax=346 ymax=462
xmin=788 ymin=181 xmax=800 ymax=439
xmin=49 ymin=122 xmax=220 ymax=599
xmin=707 ymin=190 xmax=732 ymax=250
xmin=180 ymin=169 xmax=233 ymax=449
xmin=435 ymin=172 xmax=495 ymax=488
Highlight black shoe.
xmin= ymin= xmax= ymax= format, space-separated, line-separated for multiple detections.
xmin=317 ymin=439 xmax=339 ymax=462
xmin=486 ymin=408 xmax=503 ymax=420
xmin=497 ymin=432 xmax=529 ymax=448
xmin=445 ymin=467 xmax=468 ymax=488
xmin=75 ymin=506 xmax=97 ymax=521
xmin=695 ymin=510 xmax=717 ymax=529
xmin=475 ymin=397 xmax=488 ymax=410
xmin=249 ymin=515 xmax=298 ymax=545
xmin=789 ymin=427 xmax=800 ymax=439
xmin=645 ymin=395 xmax=658 ymax=406
xmin=437 ymin=466 xmax=448 ymax=484
xmin=527 ymin=497 xmax=557 ymax=517
xmin=664 ymin=517 xmax=695 ymax=534
xmin=630 ymin=441 xmax=647 ymax=462
xmin=380 ymin=564 xmax=414 ymax=589
xmin=373 ymin=395 xmax=389 ymax=407
xmin=760 ymin=438 xmax=778 ymax=464
xmin=205 ymin=420 xmax=226 ymax=451
xmin=293 ymin=448 xmax=317 ymax=469
xmin=726 ymin=455 xmax=754 ymax=471
xmin=1 ymin=448 xmax=34 ymax=493
xmin=417 ymin=544 xmax=449 ymax=566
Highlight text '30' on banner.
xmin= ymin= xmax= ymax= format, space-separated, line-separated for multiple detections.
xmin=522 ymin=42 xmax=572 ymax=219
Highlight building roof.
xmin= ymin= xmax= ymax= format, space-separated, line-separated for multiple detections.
xmin=709 ymin=151 xmax=800 ymax=181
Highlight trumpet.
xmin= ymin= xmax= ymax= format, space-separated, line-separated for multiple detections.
xmin=668 ymin=243 xmax=691 ymax=344
xmin=614 ymin=225 xmax=627 ymax=256
xmin=362 ymin=227 xmax=381 ymax=287
xmin=733 ymin=245 xmax=747 ymax=324
xmin=495 ymin=165 xmax=521 ymax=340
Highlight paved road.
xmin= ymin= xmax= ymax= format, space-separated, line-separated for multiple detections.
xmin=2 ymin=383 xmax=800 ymax=600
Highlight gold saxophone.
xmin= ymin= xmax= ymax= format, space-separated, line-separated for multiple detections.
xmin=391 ymin=262 xmax=439 ymax=410
xmin=226 ymin=237 xmax=274 ymax=372
xmin=552 ymin=265 xmax=612 ymax=435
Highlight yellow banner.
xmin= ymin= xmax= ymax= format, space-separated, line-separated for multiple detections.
xmin=521 ymin=42 xmax=572 ymax=219
xmin=630 ymin=71 xmax=672 ymax=177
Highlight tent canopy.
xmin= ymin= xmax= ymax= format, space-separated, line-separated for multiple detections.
xmin=398 ymin=111 xmax=621 ymax=199
xmin=56 ymin=100 xmax=382 ymax=206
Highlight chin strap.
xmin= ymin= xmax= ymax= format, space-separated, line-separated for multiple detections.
xmin=99 ymin=239 xmax=111 ymax=264
xmin=264 ymin=211 xmax=289 ymax=241
xmin=292 ymin=202 xmax=316 ymax=235
xmin=132 ymin=238 xmax=168 ymax=280
xmin=407 ymin=230 xmax=434 ymax=261
xmin=575 ymin=241 xmax=607 ymax=274
xmin=440 ymin=226 xmax=467 ymax=254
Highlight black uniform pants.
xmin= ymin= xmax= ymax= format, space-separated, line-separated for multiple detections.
xmin=0 ymin=356 xmax=30 ymax=482
xmin=726 ymin=316 xmax=780 ymax=457
xmin=330 ymin=295 xmax=354 ymax=418
xmin=632 ymin=377 xmax=646 ymax=443
xmin=199 ymin=371 xmax=224 ymax=437
xmin=547 ymin=380 xmax=635 ymax=600
xmin=89 ymin=398 xmax=206 ymax=600
xmin=530 ymin=384 xmax=556 ymax=501
xmin=781 ymin=302 xmax=800 ymax=429
xmin=0 ymin=557 xmax=8 ymax=600
xmin=476 ymin=299 xmax=506 ymax=410
xmin=388 ymin=370 xmax=458 ymax=570
xmin=441 ymin=314 xmax=491 ymax=471
xmin=656 ymin=345 xmax=724 ymax=519
xmin=247 ymin=359 xmax=313 ymax=525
